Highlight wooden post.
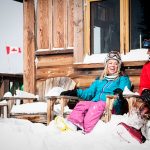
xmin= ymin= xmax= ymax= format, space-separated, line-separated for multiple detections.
xmin=0 ymin=103 xmax=8 ymax=118
xmin=120 ymin=0 xmax=129 ymax=54
xmin=74 ymin=0 xmax=84 ymax=63
xmin=47 ymin=98 xmax=57 ymax=125
xmin=23 ymin=0 xmax=35 ymax=103
xmin=126 ymin=96 xmax=137 ymax=115
xmin=103 ymin=95 xmax=116 ymax=123
xmin=59 ymin=97 xmax=69 ymax=117
xmin=0 ymin=80 xmax=9 ymax=98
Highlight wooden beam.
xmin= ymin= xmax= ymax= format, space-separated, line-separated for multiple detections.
xmin=49 ymin=0 xmax=52 ymax=50
xmin=23 ymin=0 xmax=35 ymax=95
xmin=36 ymin=54 xmax=73 ymax=69
xmin=120 ymin=0 xmax=129 ymax=54
xmin=35 ymin=49 xmax=73 ymax=56
xmin=36 ymin=66 xmax=74 ymax=79
xmin=124 ymin=0 xmax=129 ymax=53
xmin=74 ymin=0 xmax=84 ymax=63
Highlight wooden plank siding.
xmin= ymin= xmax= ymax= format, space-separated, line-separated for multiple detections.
xmin=67 ymin=0 xmax=74 ymax=48
xmin=36 ymin=66 xmax=74 ymax=79
xmin=53 ymin=0 xmax=66 ymax=48
xmin=49 ymin=0 xmax=74 ymax=50
xmin=36 ymin=54 xmax=73 ymax=69
xmin=35 ymin=51 xmax=74 ymax=80
xmin=36 ymin=0 xmax=74 ymax=50
xmin=37 ymin=0 xmax=49 ymax=49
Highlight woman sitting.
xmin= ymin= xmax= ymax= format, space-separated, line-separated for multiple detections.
xmin=60 ymin=51 xmax=131 ymax=133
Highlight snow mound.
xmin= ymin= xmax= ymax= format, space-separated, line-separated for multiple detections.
xmin=123 ymin=86 xmax=139 ymax=96
xmin=45 ymin=87 xmax=65 ymax=97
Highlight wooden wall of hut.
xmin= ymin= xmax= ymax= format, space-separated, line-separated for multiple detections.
xmin=33 ymin=0 xmax=86 ymax=100
xmin=23 ymin=0 xmax=145 ymax=101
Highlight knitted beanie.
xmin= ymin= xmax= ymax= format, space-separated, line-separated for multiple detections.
xmin=105 ymin=51 xmax=122 ymax=65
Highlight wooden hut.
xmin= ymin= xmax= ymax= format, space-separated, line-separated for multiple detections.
xmin=22 ymin=0 xmax=149 ymax=100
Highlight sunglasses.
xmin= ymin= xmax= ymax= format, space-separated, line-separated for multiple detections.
xmin=108 ymin=51 xmax=121 ymax=60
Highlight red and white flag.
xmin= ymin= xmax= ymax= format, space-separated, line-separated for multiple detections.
xmin=6 ymin=46 xmax=21 ymax=55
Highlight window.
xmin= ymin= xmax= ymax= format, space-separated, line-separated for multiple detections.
xmin=84 ymin=0 xmax=129 ymax=55
xmin=90 ymin=0 xmax=120 ymax=54
xmin=84 ymin=0 xmax=150 ymax=55
xmin=130 ymin=0 xmax=150 ymax=49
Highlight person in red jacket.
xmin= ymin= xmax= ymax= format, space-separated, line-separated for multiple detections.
xmin=139 ymin=61 xmax=150 ymax=95
xmin=139 ymin=40 xmax=150 ymax=94
xmin=139 ymin=39 xmax=150 ymax=114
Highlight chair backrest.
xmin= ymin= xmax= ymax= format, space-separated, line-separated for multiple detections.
xmin=45 ymin=77 xmax=76 ymax=93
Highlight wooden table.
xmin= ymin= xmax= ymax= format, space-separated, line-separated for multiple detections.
xmin=45 ymin=96 xmax=79 ymax=125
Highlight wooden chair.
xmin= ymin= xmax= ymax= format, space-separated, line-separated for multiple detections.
xmin=45 ymin=94 xmax=118 ymax=124
xmin=101 ymin=95 xmax=117 ymax=123
xmin=102 ymin=94 xmax=149 ymax=123
xmin=44 ymin=77 xmax=79 ymax=124
xmin=4 ymin=77 xmax=77 ymax=124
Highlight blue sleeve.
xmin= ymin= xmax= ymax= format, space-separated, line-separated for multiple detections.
xmin=118 ymin=75 xmax=131 ymax=91
xmin=76 ymin=79 xmax=98 ymax=100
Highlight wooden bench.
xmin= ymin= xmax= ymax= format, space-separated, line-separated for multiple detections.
xmin=3 ymin=71 xmax=142 ymax=124
xmin=40 ymin=74 xmax=142 ymax=124
xmin=4 ymin=77 xmax=77 ymax=124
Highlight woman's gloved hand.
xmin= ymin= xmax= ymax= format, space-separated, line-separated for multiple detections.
xmin=60 ymin=89 xmax=77 ymax=97
xmin=113 ymin=88 xmax=129 ymax=114
xmin=113 ymin=88 xmax=124 ymax=100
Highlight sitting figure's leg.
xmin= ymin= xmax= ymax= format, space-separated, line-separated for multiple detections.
xmin=67 ymin=101 xmax=91 ymax=129
xmin=83 ymin=101 xmax=106 ymax=133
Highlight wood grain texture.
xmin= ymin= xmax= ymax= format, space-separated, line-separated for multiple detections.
xmin=23 ymin=0 xmax=35 ymax=95
xmin=53 ymin=0 xmax=65 ymax=48
xmin=74 ymin=0 xmax=84 ymax=62
xmin=67 ymin=0 xmax=74 ymax=47
xmin=37 ymin=0 xmax=49 ymax=49
xmin=36 ymin=54 xmax=73 ymax=68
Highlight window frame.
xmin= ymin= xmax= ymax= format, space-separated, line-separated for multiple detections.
xmin=84 ymin=0 xmax=129 ymax=55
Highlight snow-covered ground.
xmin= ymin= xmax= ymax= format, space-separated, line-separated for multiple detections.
xmin=0 ymin=112 xmax=150 ymax=150
xmin=0 ymin=49 xmax=150 ymax=150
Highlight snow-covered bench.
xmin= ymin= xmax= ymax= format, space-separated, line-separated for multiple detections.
xmin=3 ymin=77 xmax=77 ymax=124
